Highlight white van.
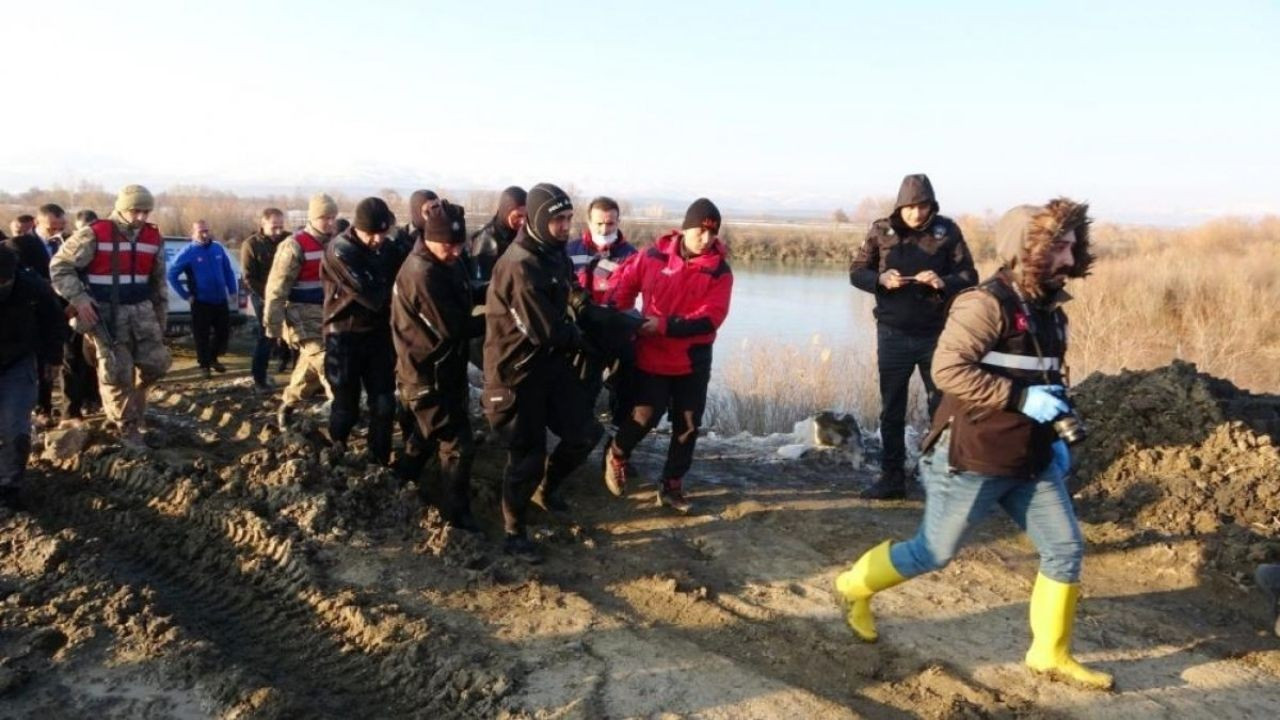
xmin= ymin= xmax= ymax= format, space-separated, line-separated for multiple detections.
xmin=162 ymin=236 xmax=248 ymax=334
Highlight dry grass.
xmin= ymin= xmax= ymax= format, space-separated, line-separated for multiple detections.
xmin=705 ymin=336 xmax=930 ymax=436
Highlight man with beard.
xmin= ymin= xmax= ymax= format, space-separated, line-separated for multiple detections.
xmin=469 ymin=185 xmax=527 ymax=285
xmin=483 ymin=183 xmax=602 ymax=563
xmin=0 ymin=246 xmax=64 ymax=507
xmin=392 ymin=200 xmax=483 ymax=530
xmin=241 ymin=208 xmax=290 ymax=390
xmin=266 ymin=194 xmax=339 ymax=426
xmin=850 ymin=174 xmax=976 ymax=499
xmin=833 ymin=198 xmax=1113 ymax=691
xmin=168 ymin=220 xmax=237 ymax=378
xmin=50 ymin=184 xmax=172 ymax=448
xmin=321 ymin=197 xmax=404 ymax=465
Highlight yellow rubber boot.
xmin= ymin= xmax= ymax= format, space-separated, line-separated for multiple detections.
xmin=833 ymin=540 xmax=905 ymax=642
xmin=1024 ymin=573 xmax=1115 ymax=690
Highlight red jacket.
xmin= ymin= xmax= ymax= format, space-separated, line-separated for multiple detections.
xmin=608 ymin=231 xmax=732 ymax=376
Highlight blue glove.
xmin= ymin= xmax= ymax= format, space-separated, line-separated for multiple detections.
xmin=1019 ymin=385 xmax=1069 ymax=423
xmin=1049 ymin=439 xmax=1071 ymax=477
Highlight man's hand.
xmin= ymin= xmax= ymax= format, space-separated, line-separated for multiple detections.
xmin=74 ymin=299 xmax=99 ymax=327
xmin=1019 ymin=385 xmax=1069 ymax=423
xmin=914 ymin=270 xmax=945 ymax=290
xmin=638 ymin=317 xmax=661 ymax=336
xmin=878 ymin=269 xmax=907 ymax=290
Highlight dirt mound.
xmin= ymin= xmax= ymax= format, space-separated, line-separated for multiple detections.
xmin=1072 ymin=361 xmax=1280 ymax=575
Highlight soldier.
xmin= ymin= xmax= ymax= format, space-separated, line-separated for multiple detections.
xmin=50 ymin=184 xmax=172 ymax=448
xmin=391 ymin=200 xmax=483 ymax=529
xmin=265 ymin=194 xmax=338 ymax=426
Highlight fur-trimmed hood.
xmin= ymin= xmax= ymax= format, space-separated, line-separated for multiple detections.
xmin=994 ymin=197 xmax=1093 ymax=300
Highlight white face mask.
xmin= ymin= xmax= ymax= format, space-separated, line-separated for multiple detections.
xmin=592 ymin=231 xmax=618 ymax=247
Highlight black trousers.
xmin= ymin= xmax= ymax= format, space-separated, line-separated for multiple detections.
xmin=484 ymin=362 xmax=602 ymax=536
xmin=876 ymin=324 xmax=941 ymax=471
xmin=325 ymin=330 xmax=396 ymax=464
xmin=61 ymin=331 xmax=99 ymax=418
xmin=398 ymin=386 xmax=475 ymax=522
xmin=191 ymin=300 xmax=230 ymax=369
xmin=614 ymin=369 xmax=710 ymax=481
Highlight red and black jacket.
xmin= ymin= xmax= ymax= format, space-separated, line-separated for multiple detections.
xmin=608 ymin=231 xmax=732 ymax=376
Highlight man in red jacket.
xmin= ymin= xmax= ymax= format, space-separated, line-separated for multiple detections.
xmin=602 ymin=198 xmax=732 ymax=513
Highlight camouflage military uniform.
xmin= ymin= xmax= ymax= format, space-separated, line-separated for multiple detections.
xmin=264 ymin=225 xmax=333 ymax=406
xmin=50 ymin=214 xmax=171 ymax=433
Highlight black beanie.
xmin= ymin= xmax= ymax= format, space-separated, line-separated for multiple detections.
xmin=408 ymin=189 xmax=439 ymax=230
xmin=425 ymin=201 xmax=467 ymax=245
xmin=526 ymin=182 xmax=573 ymax=245
xmin=354 ymin=197 xmax=395 ymax=233
xmin=682 ymin=198 xmax=722 ymax=234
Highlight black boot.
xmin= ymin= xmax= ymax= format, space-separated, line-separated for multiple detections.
xmin=860 ymin=467 xmax=906 ymax=500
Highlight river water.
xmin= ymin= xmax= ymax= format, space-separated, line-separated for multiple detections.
xmin=714 ymin=264 xmax=877 ymax=367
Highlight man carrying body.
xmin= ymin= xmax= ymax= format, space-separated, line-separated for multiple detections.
xmin=265 ymin=194 xmax=338 ymax=426
xmin=850 ymin=174 xmax=976 ymax=499
xmin=483 ymin=183 xmax=601 ymax=563
xmin=168 ymin=220 xmax=237 ymax=378
xmin=50 ymin=184 xmax=171 ymax=448
xmin=392 ymin=200 xmax=484 ymax=530
xmin=321 ymin=197 xmax=404 ymax=464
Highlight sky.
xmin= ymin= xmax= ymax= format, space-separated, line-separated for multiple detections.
xmin=4 ymin=0 xmax=1279 ymax=224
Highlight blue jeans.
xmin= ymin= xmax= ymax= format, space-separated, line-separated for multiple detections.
xmin=0 ymin=355 xmax=38 ymax=487
xmin=889 ymin=431 xmax=1085 ymax=583
xmin=250 ymin=294 xmax=272 ymax=384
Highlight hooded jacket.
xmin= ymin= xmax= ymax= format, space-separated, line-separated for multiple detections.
xmin=925 ymin=198 xmax=1092 ymax=478
xmin=608 ymin=230 xmax=732 ymax=376
xmin=469 ymin=186 xmax=526 ymax=284
xmin=850 ymin=174 xmax=976 ymax=335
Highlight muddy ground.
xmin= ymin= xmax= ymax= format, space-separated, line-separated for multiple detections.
xmin=1 ymin=342 xmax=1278 ymax=719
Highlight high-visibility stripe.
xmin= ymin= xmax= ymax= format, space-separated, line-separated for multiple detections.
xmin=303 ymin=250 xmax=324 ymax=261
xmin=980 ymin=351 xmax=1061 ymax=372
xmin=86 ymin=273 xmax=149 ymax=284
xmin=292 ymin=280 xmax=323 ymax=290
xmin=94 ymin=240 xmax=160 ymax=254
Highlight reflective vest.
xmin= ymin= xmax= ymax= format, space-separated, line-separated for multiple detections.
xmin=85 ymin=220 xmax=162 ymax=305
xmin=288 ymin=231 xmax=325 ymax=304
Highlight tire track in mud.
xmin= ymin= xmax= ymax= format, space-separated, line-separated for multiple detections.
xmin=30 ymin=433 xmax=513 ymax=717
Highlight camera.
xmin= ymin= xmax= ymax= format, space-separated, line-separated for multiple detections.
xmin=1052 ymin=399 xmax=1087 ymax=445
